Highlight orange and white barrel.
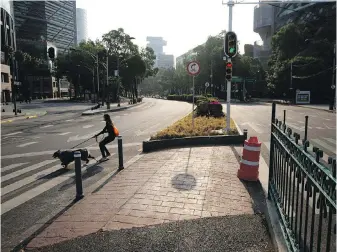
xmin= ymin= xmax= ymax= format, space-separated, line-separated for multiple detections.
xmin=237 ymin=136 xmax=261 ymax=181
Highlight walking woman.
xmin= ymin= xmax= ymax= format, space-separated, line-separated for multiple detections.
xmin=94 ymin=114 xmax=116 ymax=161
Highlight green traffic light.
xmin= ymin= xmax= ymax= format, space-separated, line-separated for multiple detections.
xmin=229 ymin=47 xmax=235 ymax=53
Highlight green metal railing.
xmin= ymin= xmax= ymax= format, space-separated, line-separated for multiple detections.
xmin=268 ymin=102 xmax=336 ymax=252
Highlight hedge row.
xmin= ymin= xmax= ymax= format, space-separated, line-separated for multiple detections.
xmin=167 ymin=94 xmax=217 ymax=103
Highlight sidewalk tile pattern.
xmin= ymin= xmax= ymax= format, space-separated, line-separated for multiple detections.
xmin=27 ymin=146 xmax=254 ymax=249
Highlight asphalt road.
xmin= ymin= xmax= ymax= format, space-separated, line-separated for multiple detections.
xmin=1 ymin=98 xmax=192 ymax=252
xmin=224 ymin=102 xmax=336 ymax=165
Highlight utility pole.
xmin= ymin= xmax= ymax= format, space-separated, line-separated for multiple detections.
xmin=96 ymin=53 xmax=99 ymax=103
xmin=225 ymin=0 xmax=234 ymax=133
xmin=116 ymin=54 xmax=121 ymax=107
xmin=210 ymin=60 xmax=213 ymax=96
xmin=331 ymin=42 xmax=336 ymax=110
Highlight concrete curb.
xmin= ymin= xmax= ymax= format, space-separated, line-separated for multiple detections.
xmin=82 ymin=102 xmax=143 ymax=116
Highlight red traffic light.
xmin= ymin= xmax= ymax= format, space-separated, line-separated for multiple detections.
xmin=226 ymin=62 xmax=232 ymax=68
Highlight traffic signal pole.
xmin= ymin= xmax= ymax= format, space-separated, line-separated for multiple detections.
xmin=225 ymin=0 xmax=234 ymax=133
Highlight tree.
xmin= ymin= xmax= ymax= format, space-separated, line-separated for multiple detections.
xmin=267 ymin=20 xmax=334 ymax=102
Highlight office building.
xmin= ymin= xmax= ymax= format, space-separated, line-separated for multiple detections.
xmin=146 ymin=36 xmax=174 ymax=69
xmin=1 ymin=0 xmax=16 ymax=102
xmin=253 ymin=1 xmax=336 ymax=70
xmin=157 ymin=54 xmax=174 ymax=69
xmin=76 ymin=8 xmax=88 ymax=44
xmin=13 ymin=0 xmax=77 ymax=98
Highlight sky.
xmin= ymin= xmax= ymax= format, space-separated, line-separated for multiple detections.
xmin=76 ymin=0 xmax=261 ymax=59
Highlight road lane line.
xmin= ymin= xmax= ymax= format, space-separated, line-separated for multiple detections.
xmin=1 ymin=175 xmax=70 ymax=215
xmin=1 ymin=163 xmax=29 ymax=172
xmin=1 ymin=163 xmax=64 ymax=196
xmin=40 ymin=125 xmax=53 ymax=128
xmin=17 ymin=142 xmax=38 ymax=148
xmin=65 ymin=119 xmax=73 ymax=122
xmin=264 ymin=142 xmax=271 ymax=152
xmin=324 ymin=138 xmax=336 ymax=146
xmin=315 ymin=127 xmax=324 ymax=130
xmin=311 ymin=139 xmax=336 ymax=153
xmin=1 ymin=160 xmax=57 ymax=182
xmin=58 ymin=132 xmax=72 ymax=136
xmin=1 ymin=142 xmax=142 ymax=159
xmin=83 ymin=125 xmax=94 ymax=129
xmin=3 ymin=131 xmax=23 ymax=136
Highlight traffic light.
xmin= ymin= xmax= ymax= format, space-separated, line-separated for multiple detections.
xmin=225 ymin=62 xmax=233 ymax=81
xmin=224 ymin=32 xmax=238 ymax=58
xmin=48 ymin=47 xmax=55 ymax=59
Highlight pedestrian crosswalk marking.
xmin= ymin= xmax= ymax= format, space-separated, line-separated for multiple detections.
xmin=311 ymin=139 xmax=336 ymax=153
xmin=1 ymin=142 xmax=142 ymax=159
xmin=3 ymin=131 xmax=23 ymax=136
xmin=286 ymin=123 xmax=304 ymax=132
xmin=324 ymin=138 xmax=336 ymax=145
xmin=40 ymin=125 xmax=53 ymax=129
xmin=17 ymin=142 xmax=38 ymax=148
xmin=1 ymin=175 xmax=71 ymax=216
xmin=58 ymin=132 xmax=72 ymax=136
xmin=1 ymin=162 xmax=29 ymax=173
xmin=1 ymin=160 xmax=57 ymax=183
xmin=83 ymin=125 xmax=94 ymax=129
xmin=264 ymin=142 xmax=270 ymax=152
xmin=1 ymin=163 xmax=64 ymax=196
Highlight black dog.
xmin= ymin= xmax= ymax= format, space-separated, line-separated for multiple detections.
xmin=52 ymin=149 xmax=96 ymax=168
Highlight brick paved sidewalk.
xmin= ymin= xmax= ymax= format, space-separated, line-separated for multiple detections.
xmin=26 ymin=146 xmax=256 ymax=249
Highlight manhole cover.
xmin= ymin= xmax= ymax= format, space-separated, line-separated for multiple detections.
xmin=171 ymin=173 xmax=196 ymax=191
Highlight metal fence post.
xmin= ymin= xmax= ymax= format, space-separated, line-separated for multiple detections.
xmin=304 ymin=116 xmax=309 ymax=143
xmin=118 ymin=136 xmax=124 ymax=170
xmin=268 ymin=102 xmax=276 ymax=200
xmin=74 ymin=151 xmax=83 ymax=200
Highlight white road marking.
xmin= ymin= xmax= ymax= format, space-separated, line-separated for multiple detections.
xmin=324 ymin=138 xmax=336 ymax=145
xmin=65 ymin=119 xmax=73 ymax=122
xmin=3 ymin=131 xmax=23 ymax=136
xmin=325 ymin=119 xmax=331 ymax=121
xmin=1 ymin=175 xmax=70 ymax=215
xmin=241 ymin=122 xmax=263 ymax=134
xmin=113 ymin=116 xmax=120 ymax=119
xmin=123 ymin=113 xmax=128 ymax=116
xmin=101 ymin=121 xmax=105 ymax=123
xmin=83 ymin=125 xmax=94 ymax=129
xmin=1 ymin=163 xmax=29 ymax=173
xmin=1 ymin=160 xmax=57 ymax=182
xmin=1 ymin=142 xmax=142 ymax=159
xmin=316 ymin=127 xmax=325 ymax=130
xmin=1 ymin=163 xmax=64 ymax=196
xmin=17 ymin=142 xmax=38 ymax=148
xmin=40 ymin=125 xmax=53 ymax=128
xmin=264 ymin=142 xmax=271 ymax=152
xmin=67 ymin=131 xmax=100 ymax=142
xmin=311 ymin=139 xmax=336 ymax=153
xmin=58 ymin=132 xmax=72 ymax=136
xmin=286 ymin=123 xmax=304 ymax=132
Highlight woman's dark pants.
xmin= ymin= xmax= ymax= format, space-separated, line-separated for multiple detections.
xmin=99 ymin=136 xmax=114 ymax=157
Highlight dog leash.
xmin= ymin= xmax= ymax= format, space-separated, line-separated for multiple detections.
xmin=70 ymin=137 xmax=95 ymax=149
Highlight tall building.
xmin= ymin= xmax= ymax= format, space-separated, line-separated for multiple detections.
xmin=253 ymin=1 xmax=336 ymax=70
xmin=1 ymin=0 xmax=16 ymax=102
xmin=146 ymin=36 xmax=174 ymax=69
xmin=76 ymin=8 xmax=88 ymax=44
xmin=13 ymin=0 xmax=77 ymax=98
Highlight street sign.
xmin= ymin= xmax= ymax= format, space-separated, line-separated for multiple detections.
xmin=205 ymin=82 xmax=209 ymax=87
xmin=296 ymin=91 xmax=310 ymax=104
xmin=187 ymin=61 xmax=200 ymax=76
xmin=231 ymin=76 xmax=243 ymax=82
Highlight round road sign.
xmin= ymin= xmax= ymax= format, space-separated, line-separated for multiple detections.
xmin=187 ymin=61 xmax=200 ymax=76
xmin=205 ymin=82 xmax=209 ymax=87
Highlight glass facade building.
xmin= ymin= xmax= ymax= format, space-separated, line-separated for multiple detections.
xmin=13 ymin=0 xmax=77 ymax=98
xmin=1 ymin=0 xmax=16 ymax=102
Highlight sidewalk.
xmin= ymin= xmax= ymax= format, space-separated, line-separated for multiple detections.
xmin=25 ymin=146 xmax=274 ymax=251
xmin=82 ymin=102 xmax=142 ymax=115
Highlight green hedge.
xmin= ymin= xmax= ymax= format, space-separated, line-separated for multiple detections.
xmin=167 ymin=94 xmax=218 ymax=103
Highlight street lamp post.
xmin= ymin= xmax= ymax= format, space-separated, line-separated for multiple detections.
xmin=70 ymin=48 xmax=99 ymax=103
